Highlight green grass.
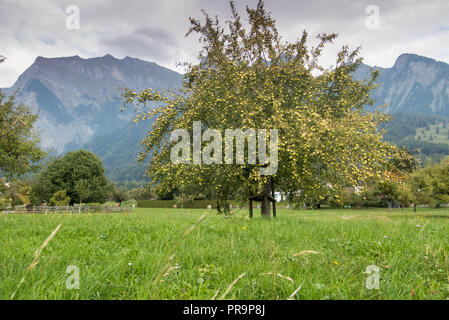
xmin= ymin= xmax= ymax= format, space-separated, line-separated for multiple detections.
xmin=1 ymin=207 xmax=449 ymax=300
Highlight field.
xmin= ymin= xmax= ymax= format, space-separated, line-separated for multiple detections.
xmin=415 ymin=121 xmax=449 ymax=144
xmin=1 ymin=207 xmax=449 ymax=300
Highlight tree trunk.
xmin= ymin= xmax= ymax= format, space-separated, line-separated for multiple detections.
xmin=388 ymin=201 xmax=392 ymax=212
xmin=79 ymin=201 xmax=82 ymax=214
xmin=216 ymin=199 xmax=221 ymax=214
xmin=261 ymin=182 xmax=271 ymax=218
xmin=249 ymin=199 xmax=253 ymax=219
xmin=413 ymin=203 xmax=417 ymax=212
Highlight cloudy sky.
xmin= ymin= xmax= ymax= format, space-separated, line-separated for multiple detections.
xmin=1 ymin=0 xmax=449 ymax=87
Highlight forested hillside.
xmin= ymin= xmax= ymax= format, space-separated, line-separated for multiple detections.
xmin=381 ymin=113 xmax=449 ymax=164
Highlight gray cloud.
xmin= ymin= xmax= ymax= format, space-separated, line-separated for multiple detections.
xmin=98 ymin=27 xmax=180 ymax=63
xmin=133 ymin=28 xmax=178 ymax=47
xmin=1 ymin=0 xmax=449 ymax=87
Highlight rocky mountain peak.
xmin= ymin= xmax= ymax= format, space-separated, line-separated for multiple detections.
xmin=354 ymin=53 xmax=449 ymax=115
xmin=2 ymin=54 xmax=183 ymax=153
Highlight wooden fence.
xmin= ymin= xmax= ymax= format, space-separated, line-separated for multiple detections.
xmin=3 ymin=205 xmax=134 ymax=214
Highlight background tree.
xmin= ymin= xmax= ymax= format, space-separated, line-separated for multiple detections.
xmin=397 ymin=183 xmax=413 ymax=210
xmin=124 ymin=0 xmax=395 ymax=218
xmin=371 ymin=148 xmax=416 ymax=211
xmin=74 ymin=179 xmax=91 ymax=212
xmin=372 ymin=180 xmax=400 ymax=211
xmin=128 ymin=187 xmax=155 ymax=200
xmin=0 ymin=92 xmax=45 ymax=177
xmin=409 ymin=168 xmax=433 ymax=211
xmin=33 ymin=150 xmax=109 ymax=205
xmin=111 ymin=186 xmax=129 ymax=205
xmin=49 ymin=190 xmax=71 ymax=206
xmin=0 ymin=178 xmax=32 ymax=208
xmin=409 ymin=158 xmax=449 ymax=210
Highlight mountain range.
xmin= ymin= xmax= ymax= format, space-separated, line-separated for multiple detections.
xmin=2 ymin=54 xmax=183 ymax=153
xmin=2 ymin=52 xmax=449 ymax=181
xmin=354 ymin=53 xmax=449 ymax=116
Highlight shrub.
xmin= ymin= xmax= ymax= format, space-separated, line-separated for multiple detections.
xmin=50 ymin=190 xmax=71 ymax=206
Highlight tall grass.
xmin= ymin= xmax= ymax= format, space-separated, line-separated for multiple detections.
xmin=1 ymin=208 xmax=448 ymax=299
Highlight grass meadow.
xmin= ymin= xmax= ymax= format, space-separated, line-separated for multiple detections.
xmin=416 ymin=121 xmax=449 ymax=144
xmin=1 ymin=207 xmax=449 ymax=300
